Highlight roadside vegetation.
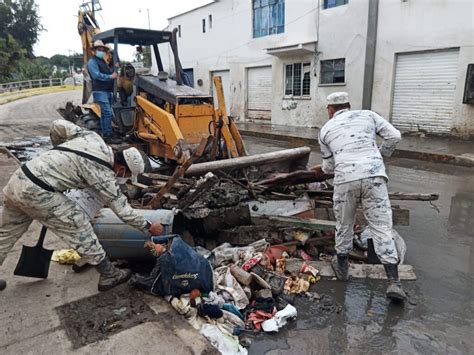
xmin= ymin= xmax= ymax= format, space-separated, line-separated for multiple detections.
xmin=0 ymin=0 xmax=82 ymax=83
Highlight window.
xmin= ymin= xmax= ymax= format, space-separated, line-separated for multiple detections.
xmin=285 ymin=63 xmax=311 ymax=97
xmin=320 ymin=59 xmax=345 ymax=84
xmin=323 ymin=0 xmax=348 ymax=9
xmin=178 ymin=25 xmax=181 ymax=37
xmin=253 ymin=0 xmax=285 ymax=38
xmin=209 ymin=14 xmax=213 ymax=29
xmin=202 ymin=19 xmax=206 ymax=33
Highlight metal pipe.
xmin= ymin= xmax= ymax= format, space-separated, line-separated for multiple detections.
xmin=185 ymin=146 xmax=312 ymax=176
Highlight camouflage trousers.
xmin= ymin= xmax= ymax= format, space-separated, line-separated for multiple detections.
xmin=0 ymin=169 xmax=106 ymax=266
xmin=333 ymin=176 xmax=399 ymax=264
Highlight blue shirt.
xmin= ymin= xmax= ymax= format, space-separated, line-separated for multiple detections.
xmin=87 ymin=56 xmax=114 ymax=82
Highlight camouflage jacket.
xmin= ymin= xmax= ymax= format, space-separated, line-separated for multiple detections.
xmin=318 ymin=109 xmax=401 ymax=185
xmin=26 ymin=119 xmax=149 ymax=233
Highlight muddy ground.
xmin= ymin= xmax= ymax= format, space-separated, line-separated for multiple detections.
xmin=0 ymin=91 xmax=472 ymax=354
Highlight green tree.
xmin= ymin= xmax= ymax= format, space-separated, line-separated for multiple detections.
xmin=5 ymin=0 xmax=43 ymax=58
xmin=0 ymin=34 xmax=26 ymax=81
xmin=0 ymin=0 xmax=43 ymax=82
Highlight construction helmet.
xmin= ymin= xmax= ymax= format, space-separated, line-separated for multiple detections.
xmin=123 ymin=147 xmax=145 ymax=183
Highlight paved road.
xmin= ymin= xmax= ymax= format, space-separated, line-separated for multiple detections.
xmin=0 ymin=90 xmax=82 ymax=141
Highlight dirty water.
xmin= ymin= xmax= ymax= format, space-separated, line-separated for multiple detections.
xmin=56 ymin=285 xmax=158 ymax=349
xmin=0 ymin=136 xmax=51 ymax=161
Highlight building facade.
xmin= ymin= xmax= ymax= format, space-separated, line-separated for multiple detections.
xmin=155 ymin=0 xmax=474 ymax=138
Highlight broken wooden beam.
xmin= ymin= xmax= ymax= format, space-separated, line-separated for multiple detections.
xmin=314 ymin=206 xmax=410 ymax=226
xmin=300 ymin=190 xmax=439 ymax=201
xmin=257 ymin=169 xmax=333 ymax=187
xmin=253 ymin=215 xmax=336 ymax=231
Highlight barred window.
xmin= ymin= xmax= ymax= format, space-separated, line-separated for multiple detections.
xmin=285 ymin=63 xmax=311 ymax=97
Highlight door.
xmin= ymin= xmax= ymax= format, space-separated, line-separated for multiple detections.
xmin=391 ymin=48 xmax=459 ymax=134
xmin=211 ymin=70 xmax=231 ymax=114
xmin=247 ymin=66 xmax=272 ymax=120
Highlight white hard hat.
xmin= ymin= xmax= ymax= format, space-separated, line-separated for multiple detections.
xmin=327 ymin=92 xmax=349 ymax=106
xmin=92 ymin=40 xmax=109 ymax=50
xmin=123 ymin=147 xmax=145 ymax=183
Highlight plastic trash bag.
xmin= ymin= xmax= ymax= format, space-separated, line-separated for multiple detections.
xmin=130 ymin=236 xmax=214 ymax=297
xmin=200 ymin=324 xmax=248 ymax=355
xmin=261 ymin=304 xmax=297 ymax=333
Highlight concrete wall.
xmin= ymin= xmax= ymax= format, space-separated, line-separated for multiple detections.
xmin=311 ymin=0 xmax=369 ymax=127
xmin=155 ymin=0 xmax=473 ymax=137
xmin=372 ymin=0 xmax=474 ymax=138
xmin=157 ymin=0 xmax=318 ymax=124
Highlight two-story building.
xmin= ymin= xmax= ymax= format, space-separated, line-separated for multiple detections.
xmin=155 ymin=0 xmax=474 ymax=138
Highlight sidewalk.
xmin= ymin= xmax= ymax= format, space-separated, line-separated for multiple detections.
xmin=237 ymin=122 xmax=474 ymax=168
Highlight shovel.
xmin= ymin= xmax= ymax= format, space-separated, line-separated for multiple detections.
xmin=14 ymin=226 xmax=53 ymax=278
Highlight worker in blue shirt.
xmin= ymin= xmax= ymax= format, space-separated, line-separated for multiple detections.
xmin=87 ymin=40 xmax=121 ymax=144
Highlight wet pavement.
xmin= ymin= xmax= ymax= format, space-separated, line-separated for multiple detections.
xmin=244 ymin=136 xmax=473 ymax=354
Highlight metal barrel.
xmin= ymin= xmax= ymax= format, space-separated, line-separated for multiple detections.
xmin=93 ymin=208 xmax=175 ymax=260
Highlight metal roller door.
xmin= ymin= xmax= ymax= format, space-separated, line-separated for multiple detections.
xmin=247 ymin=66 xmax=272 ymax=120
xmin=391 ymin=48 xmax=459 ymax=134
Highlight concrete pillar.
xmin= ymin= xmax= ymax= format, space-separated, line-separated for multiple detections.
xmin=362 ymin=0 xmax=379 ymax=110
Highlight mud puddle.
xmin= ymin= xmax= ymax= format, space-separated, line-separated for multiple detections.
xmin=56 ymin=285 xmax=158 ymax=349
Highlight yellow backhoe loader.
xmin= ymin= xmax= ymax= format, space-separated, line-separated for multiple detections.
xmin=59 ymin=1 xmax=310 ymax=172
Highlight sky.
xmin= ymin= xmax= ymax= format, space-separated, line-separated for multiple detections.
xmin=33 ymin=0 xmax=213 ymax=59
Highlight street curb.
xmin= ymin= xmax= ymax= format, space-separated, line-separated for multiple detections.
xmin=0 ymin=86 xmax=80 ymax=105
xmin=239 ymin=129 xmax=474 ymax=168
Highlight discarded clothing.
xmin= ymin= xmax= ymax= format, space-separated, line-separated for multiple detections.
xmin=212 ymin=239 xmax=268 ymax=267
xmin=215 ymin=266 xmax=249 ymax=309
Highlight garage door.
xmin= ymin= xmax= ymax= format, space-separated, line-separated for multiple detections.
xmin=391 ymin=48 xmax=459 ymax=134
xmin=211 ymin=70 xmax=231 ymax=113
xmin=247 ymin=66 xmax=272 ymax=120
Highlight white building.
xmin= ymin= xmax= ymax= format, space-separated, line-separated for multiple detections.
xmin=156 ymin=0 xmax=474 ymax=138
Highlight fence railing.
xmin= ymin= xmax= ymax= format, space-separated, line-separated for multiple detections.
xmin=0 ymin=78 xmax=65 ymax=94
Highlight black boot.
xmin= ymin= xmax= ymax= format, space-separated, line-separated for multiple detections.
xmin=384 ymin=264 xmax=407 ymax=302
xmin=95 ymin=258 xmax=132 ymax=292
xmin=331 ymin=254 xmax=349 ymax=281
xmin=103 ymin=134 xmax=122 ymax=145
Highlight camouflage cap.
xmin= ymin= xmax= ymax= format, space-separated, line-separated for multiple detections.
xmin=327 ymin=92 xmax=349 ymax=106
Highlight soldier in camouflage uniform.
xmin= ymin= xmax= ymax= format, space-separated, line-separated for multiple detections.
xmin=0 ymin=119 xmax=163 ymax=292
xmin=319 ymin=92 xmax=407 ymax=302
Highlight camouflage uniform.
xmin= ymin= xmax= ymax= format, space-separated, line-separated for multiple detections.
xmin=319 ymin=109 xmax=402 ymax=264
xmin=0 ymin=120 xmax=149 ymax=266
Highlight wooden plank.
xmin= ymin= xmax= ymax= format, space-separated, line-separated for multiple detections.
xmin=301 ymin=190 xmax=439 ymax=201
xmin=285 ymin=259 xmax=416 ymax=280
xmin=148 ymin=137 xmax=211 ymax=209
xmin=314 ymin=207 xmax=410 ymax=226
xmin=269 ymin=216 xmax=336 ymax=230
